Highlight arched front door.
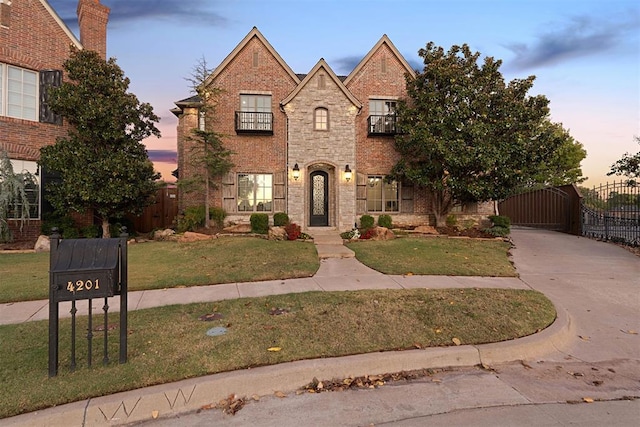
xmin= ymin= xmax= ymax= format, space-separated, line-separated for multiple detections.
xmin=310 ymin=170 xmax=329 ymax=226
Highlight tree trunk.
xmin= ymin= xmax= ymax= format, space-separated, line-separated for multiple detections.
xmin=101 ymin=217 xmax=110 ymax=238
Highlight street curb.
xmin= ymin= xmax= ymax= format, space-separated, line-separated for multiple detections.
xmin=1 ymin=297 xmax=573 ymax=427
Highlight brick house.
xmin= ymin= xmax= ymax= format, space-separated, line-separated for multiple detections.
xmin=173 ymin=27 xmax=494 ymax=231
xmin=0 ymin=0 xmax=109 ymax=241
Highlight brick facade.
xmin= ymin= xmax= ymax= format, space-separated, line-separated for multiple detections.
xmin=1 ymin=0 xmax=109 ymax=242
xmin=173 ymin=28 xmax=495 ymax=231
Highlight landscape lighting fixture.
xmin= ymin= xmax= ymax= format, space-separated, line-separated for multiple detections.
xmin=344 ymin=165 xmax=352 ymax=182
xmin=292 ymin=163 xmax=300 ymax=181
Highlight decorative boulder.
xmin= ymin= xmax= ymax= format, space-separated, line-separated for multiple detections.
xmin=34 ymin=235 xmax=50 ymax=252
xmin=413 ymin=225 xmax=439 ymax=235
xmin=178 ymin=232 xmax=217 ymax=243
xmin=370 ymin=226 xmax=395 ymax=241
xmin=153 ymin=228 xmax=176 ymax=240
xmin=223 ymin=224 xmax=252 ymax=233
xmin=268 ymin=226 xmax=287 ymax=241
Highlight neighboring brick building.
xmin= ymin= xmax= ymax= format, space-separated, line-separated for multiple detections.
xmin=173 ymin=27 xmax=495 ymax=231
xmin=0 ymin=0 xmax=110 ymax=241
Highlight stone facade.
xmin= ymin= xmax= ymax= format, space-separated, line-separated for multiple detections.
xmin=173 ymin=28 xmax=496 ymax=232
xmin=0 ymin=0 xmax=110 ymax=241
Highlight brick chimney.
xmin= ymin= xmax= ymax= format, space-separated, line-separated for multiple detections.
xmin=77 ymin=0 xmax=110 ymax=59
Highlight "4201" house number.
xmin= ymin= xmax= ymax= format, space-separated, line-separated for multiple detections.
xmin=66 ymin=279 xmax=100 ymax=293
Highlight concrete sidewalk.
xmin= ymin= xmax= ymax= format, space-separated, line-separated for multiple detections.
xmin=1 ymin=228 xmax=638 ymax=426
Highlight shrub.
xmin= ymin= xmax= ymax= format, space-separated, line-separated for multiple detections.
xmin=81 ymin=224 xmax=101 ymax=238
xmin=484 ymin=226 xmax=510 ymax=237
xmin=360 ymin=214 xmax=374 ymax=230
xmin=41 ymin=211 xmax=77 ymax=238
xmin=250 ymin=213 xmax=269 ymax=234
xmin=284 ymin=222 xmax=301 ymax=240
xmin=341 ymin=228 xmax=360 ymax=240
xmin=377 ymin=214 xmax=393 ymax=228
xmin=273 ymin=212 xmax=290 ymax=227
xmin=209 ymin=207 xmax=227 ymax=229
xmin=488 ymin=215 xmax=511 ymax=229
xmin=178 ymin=206 xmax=206 ymax=232
xmin=359 ymin=227 xmax=376 ymax=240
xmin=446 ymin=214 xmax=457 ymax=227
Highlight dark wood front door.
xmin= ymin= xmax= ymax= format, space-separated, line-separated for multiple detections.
xmin=310 ymin=171 xmax=329 ymax=226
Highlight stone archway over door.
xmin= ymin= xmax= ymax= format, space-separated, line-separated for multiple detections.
xmin=310 ymin=170 xmax=329 ymax=226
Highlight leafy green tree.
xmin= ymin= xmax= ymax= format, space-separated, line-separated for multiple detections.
xmin=608 ymin=137 xmax=640 ymax=186
xmin=526 ymin=121 xmax=586 ymax=187
xmin=39 ymin=48 xmax=160 ymax=237
xmin=180 ymin=56 xmax=234 ymax=227
xmin=0 ymin=150 xmax=38 ymax=242
xmin=392 ymin=42 xmax=570 ymax=225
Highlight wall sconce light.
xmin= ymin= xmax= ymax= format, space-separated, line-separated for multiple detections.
xmin=344 ymin=164 xmax=352 ymax=182
xmin=292 ymin=163 xmax=300 ymax=181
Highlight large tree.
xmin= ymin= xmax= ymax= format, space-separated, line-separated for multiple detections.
xmin=392 ymin=43 xmax=577 ymax=225
xmin=608 ymin=137 xmax=640 ymax=186
xmin=39 ymin=48 xmax=160 ymax=237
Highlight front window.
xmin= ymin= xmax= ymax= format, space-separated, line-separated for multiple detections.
xmin=0 ymin=64 xmax=38 ymax=121
xmin=236 ymin=94 xmax=272 ymax=132
xmin=367 ymin=175 xmax=399 ymax=212
xmin=237 ymin=173 xmax=273 ymax=212
xmin=314 ymin=107 xmax=328 ymax=130
xmin=6 ymin=159 xmax=40 ymax=219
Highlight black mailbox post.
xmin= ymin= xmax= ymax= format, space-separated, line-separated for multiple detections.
xmin=48 ymin=228 xmax=128 ymax=377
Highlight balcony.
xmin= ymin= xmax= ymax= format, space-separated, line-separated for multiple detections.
xmin=235 ymin=111 xmax=274 ymax=134
xmin=368 ymin=114 xmax=397 ymax=136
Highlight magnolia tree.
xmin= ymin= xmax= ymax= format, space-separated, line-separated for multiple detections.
xmin=392 ymin=42 xmax=585 ymax=225
xmin=39 ymin=49 xmax=160 ymax=237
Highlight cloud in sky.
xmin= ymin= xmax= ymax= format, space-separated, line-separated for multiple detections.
xmin=505 ymin=13 xmax=640 ymax=71
xmin=50 ymin=0 xmax=227 ymax=28
xmin=147 ymin=149 xmax=176 ymax=163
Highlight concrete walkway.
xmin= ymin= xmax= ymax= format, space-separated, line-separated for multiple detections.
xmin=1 ymin=228 xmax=639 ymax=426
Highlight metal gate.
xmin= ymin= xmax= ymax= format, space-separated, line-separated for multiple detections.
xmin=581 ymin=181 xmax=639 ymax=246
xmin=498 ymin=186 xmax=573 ymax=233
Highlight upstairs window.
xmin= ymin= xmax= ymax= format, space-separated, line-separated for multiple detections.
xmin=236 ymin=94 xmax=273 ymax=133
xmin=1 ymin=64 xmax=38 ymax=121
xmin=368 ymin=99 xmax=397 ymax=135
xmin=314 ymin=107 xmax=328 ymax=131
xmin=367 ymin=175 xmax=399 ymax=212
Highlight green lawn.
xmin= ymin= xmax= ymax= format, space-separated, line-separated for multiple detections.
xmin=0 ymin=288 xmax=555 ymax=418
xmin=0 ymin=237 xmax=320 ymax=303
xmin=349 ymin=237 xmax=516 ymax=276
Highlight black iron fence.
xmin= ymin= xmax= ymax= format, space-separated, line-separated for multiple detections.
xmin=581 ymin=181 xmax=639 ymax=246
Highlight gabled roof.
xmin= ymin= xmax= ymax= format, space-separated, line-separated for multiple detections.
xmin=282 ymin=59 xmax=362 ymax=109
xmin=40 ymin=0 xmax=82 ymax=49
xmin=204 ymin=27 xmax=300 ymax=87
xmin=343 ymin=34 xmax=416 ymax=86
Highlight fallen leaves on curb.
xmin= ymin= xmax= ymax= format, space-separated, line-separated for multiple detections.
xmin=216 ymin=394 xmax=246 ymax=415
xmin=267 ymin=347 xmax=282 ymax=352
xmin=301 ymin=368 xmax=443 ymax=394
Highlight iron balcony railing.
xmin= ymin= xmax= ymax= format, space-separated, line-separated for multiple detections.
xmin=235 ymin=111 xmax=274 ymax=134
xmin=368 ymin=114 xmax=397 ymax=135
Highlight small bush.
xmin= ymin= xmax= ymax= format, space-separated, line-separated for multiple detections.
xmin=377 ymin=214 xmax=393 ymax=228
xmin=273 ymin=212 xmax=290 ymax=227
xmin=284 ymin=222 xmax=301 ymax=240
xmin=359 ymin=227 xmax=376 ymax=240
xmin=341 ymin=228 xmax=361 ymax=240
xmin=209 ymin=207 xmax=227 ymax=229
xmin=360 ymin=215 xmax=375 ymax=230
xmin=484 ymin=226 xmax=510 ymax=237
xmin=250 ymin=213 xmax=269 ymax=234
xmin=446 ymin=214 xmax=457 ymax=227
xmin=488 ymin=215 xmax=511 ymax=229
xmin=81 ymin=224 xmax=101 ymax=238
xmin=178 ymin=206 xmax=206 ymax=232
xmin=41 ymin=211 xmax=77 ymax=237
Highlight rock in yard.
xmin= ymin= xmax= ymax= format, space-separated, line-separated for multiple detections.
xmin=223 ymin=224 xmax=252 ymax=233
xmin=34 ymin=235 xmax=50 ymax=252
xmin=179 ymin=231 xmax=217 ymax=243
xmin=413 ymin=225 xmax=439 ymax=235
xmin=370 ymin=226 xmax=396 ymax=241
xmin=268 ymin=226 xmax=287 ymax=241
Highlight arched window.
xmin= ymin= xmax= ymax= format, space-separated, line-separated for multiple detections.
xmin=314 ymin=107 xmax=328 ymax=131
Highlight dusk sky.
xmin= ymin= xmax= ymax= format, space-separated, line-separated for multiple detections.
xmin=49 ymin=0 xmax=639 ymax=187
